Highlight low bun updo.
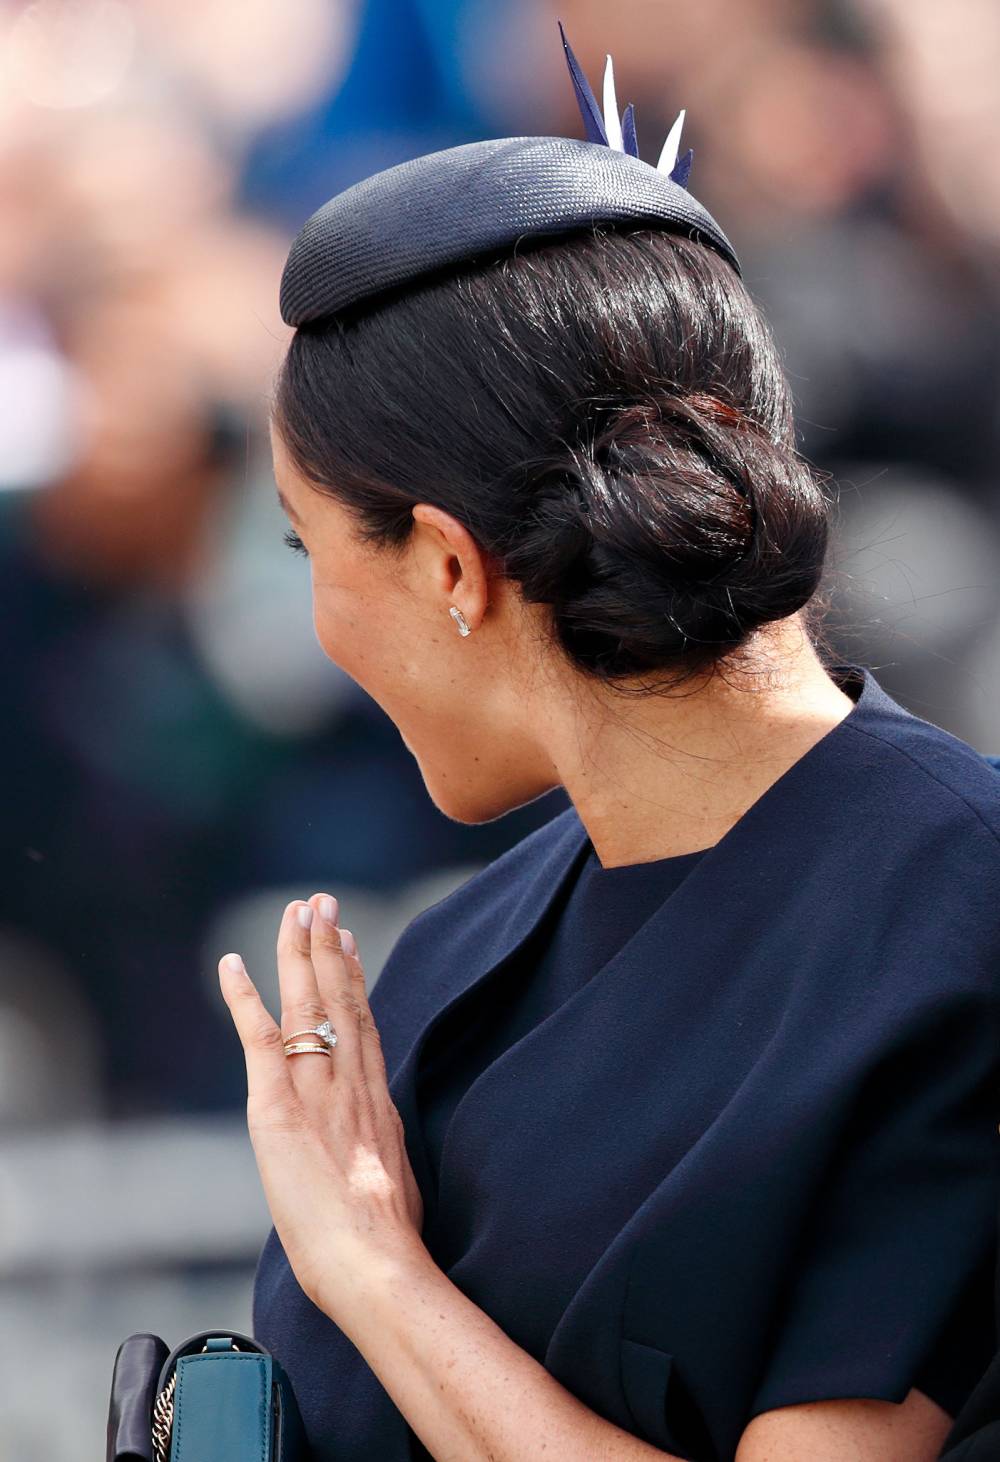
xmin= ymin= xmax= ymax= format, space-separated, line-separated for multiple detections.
xmin=273 ymin=225 xmax=834 ymax=693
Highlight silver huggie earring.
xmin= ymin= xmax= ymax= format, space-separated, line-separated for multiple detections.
xmin=449 ymin=606 xmax=471 ymax=636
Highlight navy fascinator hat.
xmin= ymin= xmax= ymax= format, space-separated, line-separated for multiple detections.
xmin=279 ymin=20 xmax=742 ymax=327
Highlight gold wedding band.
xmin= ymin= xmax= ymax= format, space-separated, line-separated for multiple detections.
xmin=283 ymin=1042 xmax=331 ymax=1057
xmin=283 ymin=1020 xmax=338 ymax=1049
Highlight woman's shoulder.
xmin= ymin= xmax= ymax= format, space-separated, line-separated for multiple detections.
xmin=841 ymin=674 xmax=1000 ymax=852
xmin=788 ymin=677 xmax=1000 ymax=1017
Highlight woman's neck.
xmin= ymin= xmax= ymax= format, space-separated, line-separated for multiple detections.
xmin=535 ymin=623 xmax=858 ymax=870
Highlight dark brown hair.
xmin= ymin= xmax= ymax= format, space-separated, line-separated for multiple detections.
xmin=272 ymin=224 xmax=836 ymax=695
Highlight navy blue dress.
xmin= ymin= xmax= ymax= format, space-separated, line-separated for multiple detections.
xmin=418 ymin=838 xmax=710 ymax=1202
xmin=253 ymin=660 xmax=1000 ymax=1461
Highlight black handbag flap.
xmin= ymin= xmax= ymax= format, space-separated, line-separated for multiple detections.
xmin=107 ymin=1333 xmax=170 ymax=1462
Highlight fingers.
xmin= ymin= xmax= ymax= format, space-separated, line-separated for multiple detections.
xmin=307 ymin=893 xmax=366 ymax=1083
xmin=341 ymin=932 xmax=389 ymax=1095
xmin=218 ymin=952 xmax=299 ymax=1118
xmin=277 ymin=901 xmax=333 ymax=1097
xmin=307 ymin=894 xmax=388 ymax=1099
xmin=224 ymin=894 xmax=385 ymax=1122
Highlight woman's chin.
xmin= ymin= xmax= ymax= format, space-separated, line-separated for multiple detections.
xmin=427 ymin=786 xmax=515 ymax=826
xmin=421 ymin=767 xmax=558 ymax=826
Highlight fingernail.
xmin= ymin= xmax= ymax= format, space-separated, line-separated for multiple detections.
xmin=319 ymin=895 xmax=338 ymax=924
xmin=340 ymin=928 xmax=356 ymax=956
xmin=297 ymin=905 xmax=313 ymax=930
xmin=224 ymin=952 xmax=246 ymax=975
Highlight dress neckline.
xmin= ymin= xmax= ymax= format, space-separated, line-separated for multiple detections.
xmin=581 ymin=661 xmax=865 ymax=875
xmin=584 ymin=839 xmax=713 ymax=876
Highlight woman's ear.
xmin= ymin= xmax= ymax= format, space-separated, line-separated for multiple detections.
xmin=409 ymin=503 xmax=492 ymax=634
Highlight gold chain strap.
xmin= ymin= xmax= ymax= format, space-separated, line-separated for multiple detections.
xmin=151 ymin=1371 xmax=176 ymax=1462
xmin=151 ymin=1341 xmax=242 ymax=1462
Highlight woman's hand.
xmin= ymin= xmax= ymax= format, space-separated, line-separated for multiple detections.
xmin=218 ymin=893 xmax=426 ymax=1325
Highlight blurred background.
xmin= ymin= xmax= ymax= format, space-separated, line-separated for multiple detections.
xmin=1 ymin=0 xmax=999 ymax=1455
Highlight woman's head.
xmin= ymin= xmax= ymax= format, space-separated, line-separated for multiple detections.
xmin=270 ymin=225 xmax=836 ymax=822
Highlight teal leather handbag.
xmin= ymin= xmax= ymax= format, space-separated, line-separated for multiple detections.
xmin=106 ymin=1328 xmax=307 ymax=1461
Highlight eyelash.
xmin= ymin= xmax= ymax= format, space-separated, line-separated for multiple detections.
xmin=282 ymin=527 xmax=309 ymax=558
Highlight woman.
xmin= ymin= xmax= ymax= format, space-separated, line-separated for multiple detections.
xmin=217 ymin=25 xmax=1000 ymax=1462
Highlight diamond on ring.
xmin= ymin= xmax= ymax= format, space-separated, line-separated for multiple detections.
xmin=282 ymin=1019 xmax=338 ymax=1050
